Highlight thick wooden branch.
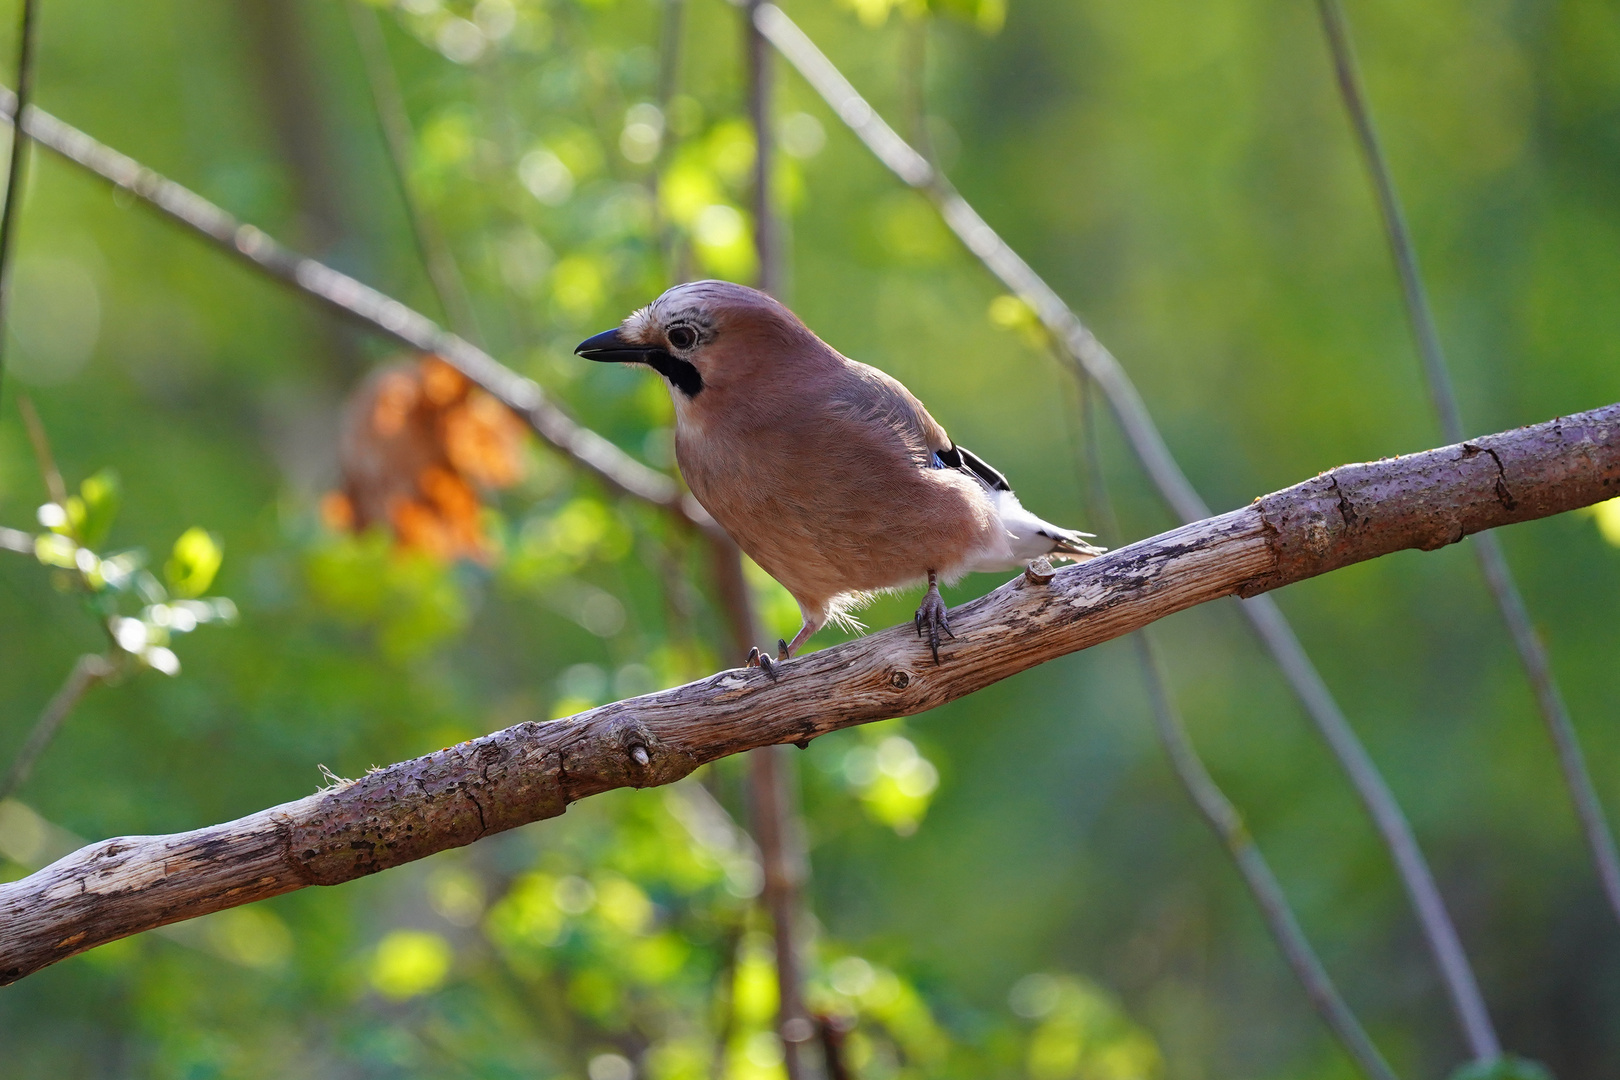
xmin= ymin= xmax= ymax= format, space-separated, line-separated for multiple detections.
xmin=2 ymin=403 xmax=1614 ymax=983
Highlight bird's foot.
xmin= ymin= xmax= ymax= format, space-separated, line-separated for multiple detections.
xmin=914 ymin=582 xmax=954 ymax=665
xmin=745 ymin=643 xmax=787 ymax=681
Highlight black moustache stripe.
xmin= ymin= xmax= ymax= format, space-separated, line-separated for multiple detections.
xmin=646 ymin=350 xmax=704 ymax=397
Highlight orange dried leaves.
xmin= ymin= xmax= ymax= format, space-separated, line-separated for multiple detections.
xmin=331 ymin=356 xmax=527 ymax=561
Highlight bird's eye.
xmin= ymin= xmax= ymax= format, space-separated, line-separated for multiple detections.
xmin=667 ymin=325 xmax=697 ymax=351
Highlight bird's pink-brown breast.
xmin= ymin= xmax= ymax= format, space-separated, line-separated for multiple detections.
xmin=674 ymin=357 xmax=1002 ymax=619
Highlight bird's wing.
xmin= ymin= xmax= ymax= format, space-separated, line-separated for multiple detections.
xmin=833 ymin=361 xmax=1014 ymax=493
xmin=832 ymin=361 xmax=953 ymax=465
xmin=931 ymin=444 xmax=1010 ymax=492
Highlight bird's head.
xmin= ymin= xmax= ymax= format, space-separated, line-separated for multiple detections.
xmin=575 ymin=281 xmax=830 ymax=406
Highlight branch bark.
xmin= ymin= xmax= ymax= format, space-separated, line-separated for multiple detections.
xmin=3 ymin=402 xmax=1615 ymax=984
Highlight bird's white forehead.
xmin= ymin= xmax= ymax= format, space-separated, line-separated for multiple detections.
xmin=622 ymin=281 xmax=724 ymax=340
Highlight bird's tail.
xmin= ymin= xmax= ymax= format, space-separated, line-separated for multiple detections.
xmin=991 ymin=490 xmax=1107 ymax=564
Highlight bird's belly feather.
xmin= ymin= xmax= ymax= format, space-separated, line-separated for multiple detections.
xmin=677 ymin=432 xmax=1003 ymax=612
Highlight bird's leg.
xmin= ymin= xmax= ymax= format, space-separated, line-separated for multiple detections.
xmin=745 ymin=618 xmax=820 ymax=680
xmin=914 ymin=570 xmax=954 ymax=664
xmin=783 ymin=619 xmax=819 ymax=659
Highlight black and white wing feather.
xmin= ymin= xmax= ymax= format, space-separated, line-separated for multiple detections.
xmin=931 ymin=443 xmax=1106 ymax=565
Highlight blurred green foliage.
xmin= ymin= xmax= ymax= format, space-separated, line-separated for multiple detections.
xmin=23 ymin=463 xmax=235 ymax=678
xmin=2 ymin=0 xmax=1619 ymax=1077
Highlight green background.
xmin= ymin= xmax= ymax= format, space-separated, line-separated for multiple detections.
xmin=2 ymin=0 xmax=1619 ymax=1076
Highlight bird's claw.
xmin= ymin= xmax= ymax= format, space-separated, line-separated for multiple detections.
xmin=914 ymin=588 xmax=953 ymax=665
xmin=746 ymin=645 xmax=778 ymax=681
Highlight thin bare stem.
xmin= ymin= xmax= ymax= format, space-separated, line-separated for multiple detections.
xmin=1075 ymin=379 xmax=1395 ymax=1078
xmin=16 ymin=392 xmax=64 ymax=506
xmin=741 ymin=14 xmax=812 ymax=1073
xmin=1242 ymin=596 xmax=1502 ymax=1050
xmin=816 ymin=1016 xmax=853 ymax=1080
xmin=0 ymin=654 xmax=113 ymax=803
xmin=748 ymin=741 xmax=812 ymax=1080
xmin=745 ymin=0 xmax=779 ymax=298
xmin=708 ymin=922 xmax=742 ymax=1080
xmin=708 ymin=538 xmax=814 ymax=1079
xmin=1315 ymin=0 xmax=1620 ymax=954
xmin=0 ymin=0 xmax=38 ymax=408
xmin=1136 ymin=634 xmax=1398 ymax=1080
xmin=899 ymin=15 xmax=934 ymax=169
xmin=1313 ymin=0 xmax=1455 ymax=437
xmin=743 ymin=4 xmax=1490 ymax=1060
xmin=657 ymin=0 xmax=686 ymax=112
xmin=1072 ymin=375 xmax=1120 ymax=544
xmin=650 ymin=0 xmax=692 ymax=283
xmin=346 ymin=1 xmax=483 ymax=345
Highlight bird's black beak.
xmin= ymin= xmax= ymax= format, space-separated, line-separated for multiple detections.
xmin=575 ymin=328 xmax=659 ymax=363
xmin=576 ymin=325 xmax=707 ymax=397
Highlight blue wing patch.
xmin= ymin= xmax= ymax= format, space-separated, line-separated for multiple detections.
xmin=931 ymin=444 xmax=1012 ymax=492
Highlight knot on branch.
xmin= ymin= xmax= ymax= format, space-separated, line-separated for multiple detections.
xmin=559 ymin=712 xmax=698 ymax=793
xmin=1237 ymin=479 xmax=1348 ymax=596
xmin=1461 ymin=442 xmax=1517 ymax=511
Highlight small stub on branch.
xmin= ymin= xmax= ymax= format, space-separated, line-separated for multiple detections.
xmin=1025 ymin=556 xmax=1056 ymax=584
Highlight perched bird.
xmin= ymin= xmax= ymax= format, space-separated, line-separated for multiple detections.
xmin=576 ymin=280 xmax=1104 ymax=671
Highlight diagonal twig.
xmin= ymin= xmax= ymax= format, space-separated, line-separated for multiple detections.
xmin=16 ymin=392 xmax=65 ymax=506
xmin=0 ymin=654 xmax=114 ymax=804
xmin=0 ymin=0 xmax=39 ymax=408
xmin=1315 ymin=0 xmax=1620 ymax=969
xmin=1075 ymin=376 xmax=1395 ymax=1078
xmin=1136 ymin=632 xmax=1398 ymax=1080
xmin=0 ymin=88 xmax=717 ymax=541
xmin=346 ymin=0 xmax=483 ymax=346
xmin=747 ymin=1 xmax=1493 ymax=1058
